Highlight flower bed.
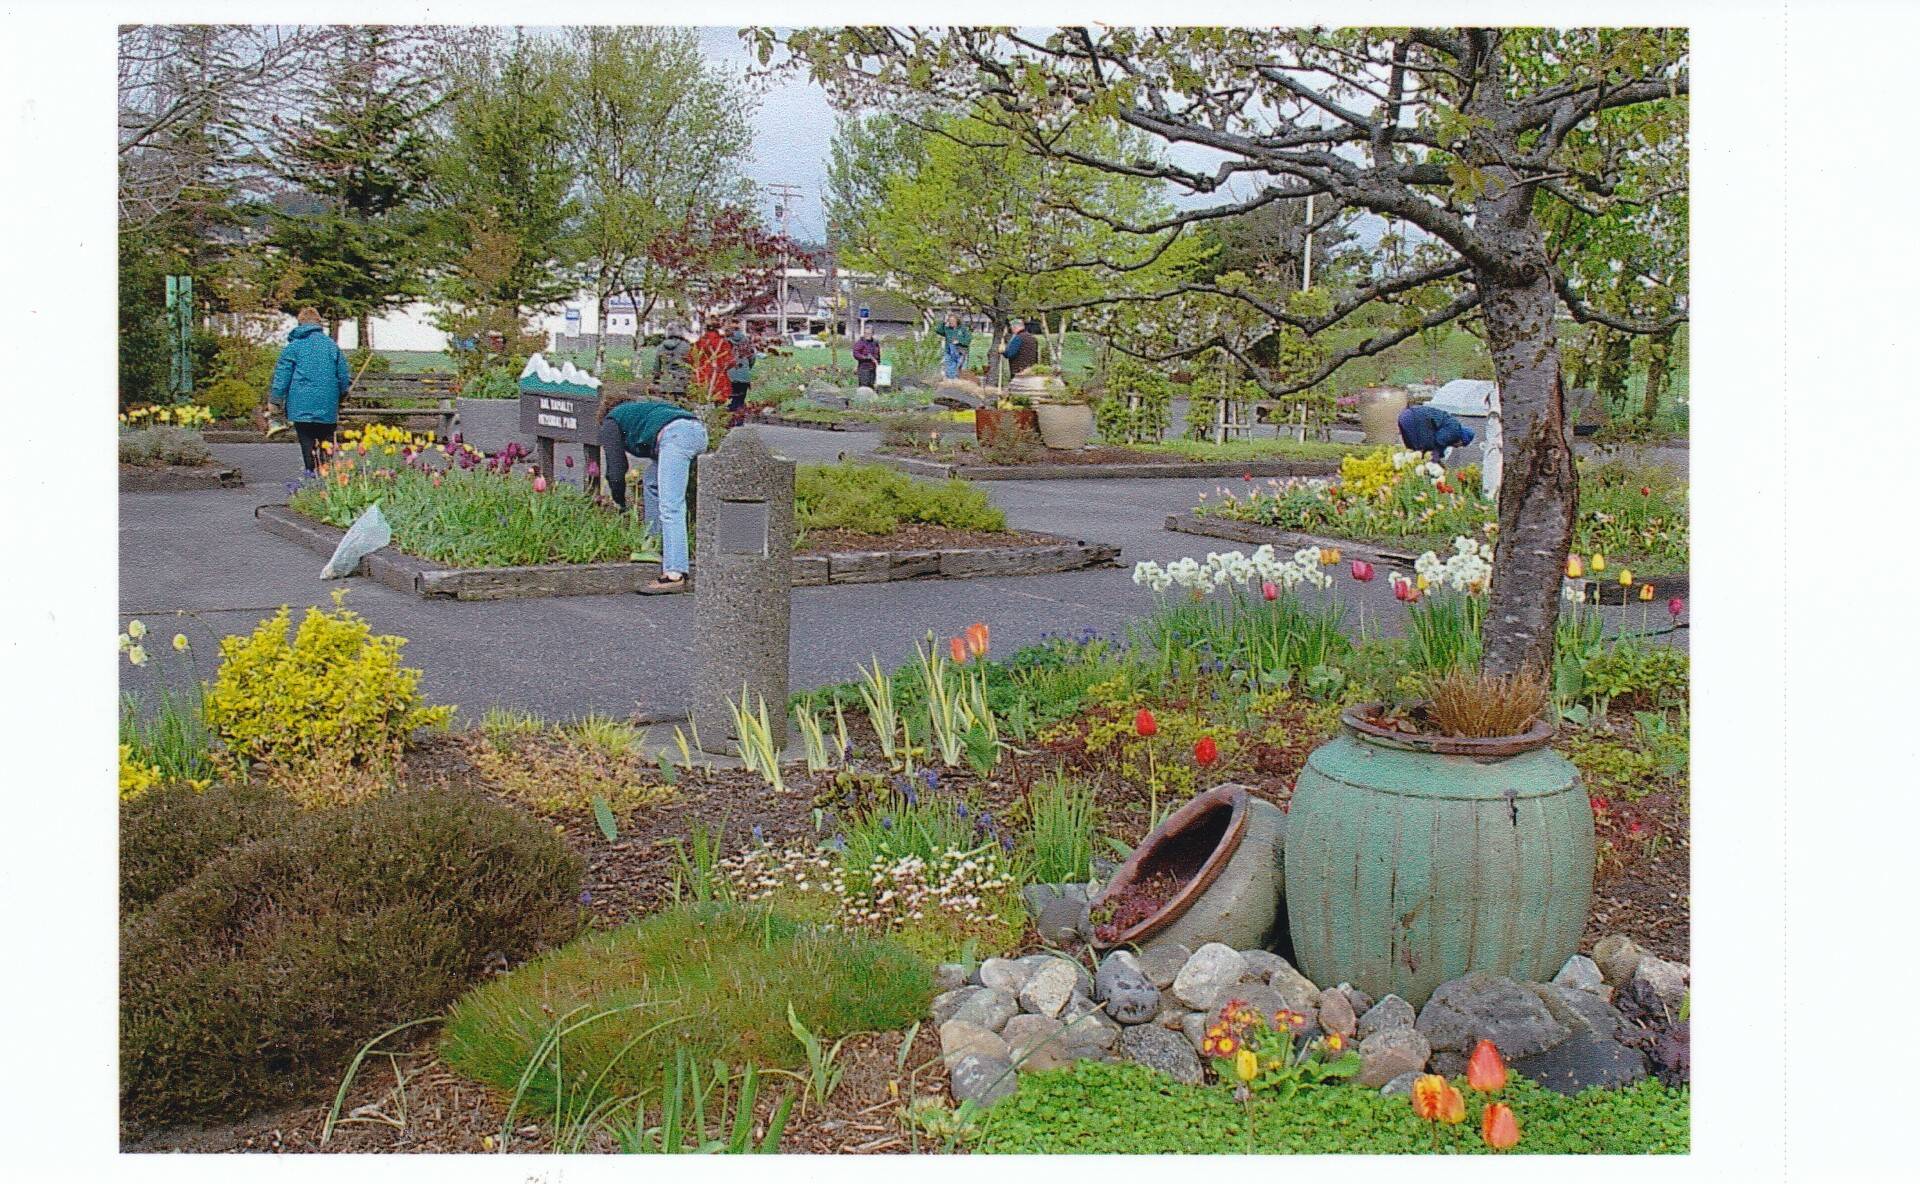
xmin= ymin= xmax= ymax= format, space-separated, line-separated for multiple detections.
xmin=877 ymin=434 xmax=1360 ymax=482
xmin=1191 ymin=447 xmax=1688 ymax=573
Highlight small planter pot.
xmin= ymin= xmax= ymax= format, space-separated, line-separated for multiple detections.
xmin=1033 ymin=402 xmax=1096 ymax=450
xmin=974 ymin=406 xmax=1039 ymax=445
xmin=1283 ymin=704 xmax=1594 ymax=1008
xmin=1007 ymin=373 xmax=1068 ymax=399
xmin=1091 ymin=783 xmax=1288 ymax=956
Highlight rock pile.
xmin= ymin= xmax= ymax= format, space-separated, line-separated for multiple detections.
xmin=931 ymin=935 xmax=1688 ymax=1106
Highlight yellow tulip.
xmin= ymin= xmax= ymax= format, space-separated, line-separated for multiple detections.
xmin=1618 ymin=568 xmax=1633 ymax=587
xmin=1565 ymin=555 xmax=1584 ymax=579
xmin=1590 ymin=553 xmax=1605 ymax=572
xmin=127 ymin=619 xmax=146 ymax=639
xmin=1234 ymin=1047 xmax=1259 ymax=1083
xmin=1639 ymin=584 xmax=1655 ymax=601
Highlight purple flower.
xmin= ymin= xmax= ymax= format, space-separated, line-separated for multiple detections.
xmin=827 ymin=833 xmax=846 ymax=852
xmin=923 ymin=769 xmax=940 ymax=791
xmin=955 ymin=803 xmax=968 ymax=820
xmin=579 ymin=890 xmax=593 ymax=905
xmin=451 ymin=432 xmax=463 ymax=445
xmin=752 ymin=824 xmax=764 ymax=844
xmin=1000 ymin=832 xmax=1015 ymax=852
xmin=881 ymin=816 xmax=893 ymax=830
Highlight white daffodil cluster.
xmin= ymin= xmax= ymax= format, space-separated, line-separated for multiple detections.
xmin=1133 ymin=545 xmax=1333 ymax=596
xmin=1413 ymin=536 xmax=1496 ymax=593
xmin=1386 ymin=449 xmax=1446 ymax=482
xmin=721 ymin=844 xmax=1013 ymax=935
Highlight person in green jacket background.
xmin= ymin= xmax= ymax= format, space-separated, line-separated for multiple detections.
xmin=595 ymin=392 xmax=710 ymax=593
xmin=269 ymin=307 xmax=353 ymax=476
xmin=935 ymin=312 xmax=972 ymax=378
xmin=650 ymin=324 xmax=695 ymax=407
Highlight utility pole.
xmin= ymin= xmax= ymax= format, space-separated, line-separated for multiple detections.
xmin=766 ymin=182 xmax=803 ymax=339
xmin=1302 ymin=193 xmax=1315 ymax=292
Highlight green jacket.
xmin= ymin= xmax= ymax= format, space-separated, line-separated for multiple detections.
xmin=268 ymin=323 xmax=352 ymax=423
xmin=607 ymin=400 xmax=699 ymax=457
xmin=935 ymin=323 xmax=973 ymax=350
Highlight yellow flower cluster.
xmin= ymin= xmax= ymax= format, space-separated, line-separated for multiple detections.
xmin=118 ymin=744 xmax=162 ymax=802
xmin=121 ymin=403 xmax=215 ymax=428
xmin=338 ymin=422 xmax=432 ymax=449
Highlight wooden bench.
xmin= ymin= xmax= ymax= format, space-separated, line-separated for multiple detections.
xmin=338 ymin=373 xmax=460 ymax=439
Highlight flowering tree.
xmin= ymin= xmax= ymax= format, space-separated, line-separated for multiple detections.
xmin=644 ymin=205 xmax=810 ymax=350
xmin=770 ymin=26 xmax=1689 ymax=684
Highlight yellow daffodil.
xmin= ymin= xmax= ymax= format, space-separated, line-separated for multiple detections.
xmin=1639 ymin=583 xmax=1655 ymax=601
xmin=127 ymin=645 xmax=148 ymax=666
xmin=172 ymin=633 xmax=189 ymax=652
xmin=127 ymin=619 xmax=146 ymax=639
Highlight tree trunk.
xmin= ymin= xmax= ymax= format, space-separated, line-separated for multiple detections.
xmin=986 ymin=302 xmax=1009 ymax=387
xmin=1477 ymin=266 xmax=1577 ymax=685
xmin=593 ymin=281 xmax=610 ymax=378
xmin=356 ymin=313 xmax=372 ymax=353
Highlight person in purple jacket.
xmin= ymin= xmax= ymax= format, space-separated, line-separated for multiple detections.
xmin=852 ymin=322 xmax=881 ymax=389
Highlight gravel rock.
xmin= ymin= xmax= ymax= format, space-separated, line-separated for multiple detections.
xmin=1626 ymin=956 xmax=1689 ymax=1015
xmin=1357 ymin=994 xmax=1416 ymax=1040
xmin=951 ymin=987 xmax=1020 ymax=1034
xmin=1173 ymin=944 xmax=1249 ymax=1009
xmin=932 ymin=987 xmax=983 ymax=1027
xmin=949 ymin=1053 xmax=1018 ymax=1107
xmin=1318 ymin=989 xmax=1358 ymax=1038
xmin=1135 ymin=943 xmax=1191 ymax=990
xmin=1511 ymin=1029 xmax=1649 ymax=1095
xmin=933 ymin=963 xmax=970 ymax=993
xmin=1037 ymin=897 xmax=1093 ymax=944
xmin=1020 ymin=960 xmax=1080 ymax=1019
xmin=940 ymin=1020 xmax=1010 ymax=1067
xmin=1338 ymin=983 xmax=1375 ymax=1018
xmin=1238 ymin=950 xmax=1289 ymax=981
xmin=1095 ymin=951 xmax=1163 ymax=1024
xmin=1528 ymin=983 xmax=1622 ymax=1041
xmin=1021 ymin=882 xmax=1090 ymax=916
xmin=1592 ymin=934 xmax=1648 ymax=986
xmin=1181 ymin=1012 xmax=1210 ymax=1054
xmin=1552 ymin=954 xmax=1606 ymax=995
xmin=1121 ymin=1023 xmax=1205 ymax=1084
xmin=1058 ymin=1010 xmax=1122 ymax=1055
xmin=1380 ymin=1071 xmax=1421 ymax=1097
xmin=1001 ymin=1014 xmax=1073 ymax=1073
xmin=1416 ymin=972 xmax=1571 ymax=1073
xmin=1153 ymin=1002 xmax=1189 ymax=1031
xmin=1267 ymin=960 xmax=1321 ymax=1014
xmin=1355 ymin=1026 xmax=1431 ymax=1088
xmin=978 ymin=957 xmax=1031 ymax=997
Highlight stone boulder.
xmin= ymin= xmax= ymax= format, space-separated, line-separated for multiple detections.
xmin=1355 ymin=1026 xmax=1431 ymax=1088
xmin=950 ymin=987 xmax=1019 ymax=1034
xmin=1551 ymin=954 xmax=1606 ymax=995
xmin=1528 ymin=982 xmax=1622 ymax=1041
xmin=1592 ymin=935 xmax=1649 ymax=986
xmin=1318 ymin=989 xmax=1357 ymax=1038
xmin=1121 ymin=1023 xmax=1204 ymax=1085
xmin=1238 ymin=949 xmax=1289 ymax=981
xmin=1094 ymin=951 xmax=1163 ymax=1025
xmin=977 ymin=957 xmax=1030 ymax=997
xmin=940 ymin=1020 xmax=1010 ymax=1068
xmin=1357 ymin=994 xmax=1417 ymax=1040
xmin=1512 ymin=1029 xmax=1649 ymax=1095
xmin=1001 ymin=1014 xmax=1074 ymax=1073
xmin=932 ymin=986 xmax=982 ymax=1027
xmin=1135 ymin=943 xmax=1191 ymax=990
xmin=933 ymin=963 xmax=970 ymax=993
xmin=1416 ymin=972 xmax=1571 ymax=1075
xmin=949 ymin=1053 xmax=1018 ymax=1107
xmin=1626 ymin=956 xmax=1689 ymax=1015
xmin=1019 ymin=960 xmax=1080 ymax=1019
xmin=1267 ymin=959 xmax=1321 ymax=1014
xmin=1172 ymin=943 xmax=1248 ymax=1010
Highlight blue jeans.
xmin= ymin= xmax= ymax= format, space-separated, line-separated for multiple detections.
xmin=645 ymin=419 xmax=708 ymax=576
xmin=942 ymin=342 xmax=964 ymax=378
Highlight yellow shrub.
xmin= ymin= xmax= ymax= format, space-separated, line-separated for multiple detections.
xmin=1338 ymin=447 xmax=1403 ymax=497
xmin=203 ymin=596 xmax=454 ymax=779
xmin=119 ymin=745 xmax=162 ymax=802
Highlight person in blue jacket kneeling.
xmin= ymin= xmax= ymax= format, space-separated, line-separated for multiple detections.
xmin=1396 ymin=403 xmax=1476 ymax=463
xmin=269 ymin=307 xmax=353 ymax=476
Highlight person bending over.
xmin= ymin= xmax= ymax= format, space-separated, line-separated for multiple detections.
xmin=1397 ymin=403 xmax=1476 ymax=462
xmin=595 ymin=393 xmax=710 ymax=594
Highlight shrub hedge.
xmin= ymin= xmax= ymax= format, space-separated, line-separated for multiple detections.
xmin=119 ymin=780 xmax=298 ymax=913
xmin=975 ymin=1061 xmax=1689 ymax=1154
xmin=119 ymin=786 xmax=582 ymax=1132
xmin=795 ymin=462 xmax=1006 ymax=536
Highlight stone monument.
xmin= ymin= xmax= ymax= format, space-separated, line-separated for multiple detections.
xmin=692 ymin=428 xmax=794 ymax=755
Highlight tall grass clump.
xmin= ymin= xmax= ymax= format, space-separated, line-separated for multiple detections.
xmin=1426 ymin=667 xmax=1547 ymax=738
xmin=1022 ymin=774 xmax=1098 ymax=884
xmin=439 ymin=903 xmax=932 ymax=1125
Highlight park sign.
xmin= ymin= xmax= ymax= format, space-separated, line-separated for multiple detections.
xmin=517 ymin=353 xmax=602 ymax=446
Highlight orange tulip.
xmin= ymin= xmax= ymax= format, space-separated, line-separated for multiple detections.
xmin=1466 ymin=1039 xmax=1507 ymax=1092
xmin=948 ymin=636 xmax=967 ymax=663
xmin=1481 ymin=1101 xmax=1520 ymax=1150
xmin=1410 ymin=1074 xmax=1450 ymax=1122
xmin=1639 ymin=583 xmax=1655 ymax=601
xmin=965 ymin=621 xmax=989 ymax=657
xmin=1441 ymin=1081 xmax=1466 ymax=1124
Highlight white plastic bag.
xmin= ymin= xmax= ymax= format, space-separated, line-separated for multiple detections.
xmin=322 ymin=502 xmax=392 ymax=579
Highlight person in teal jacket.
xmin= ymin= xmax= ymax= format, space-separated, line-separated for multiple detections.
xmin=269 ymin=308 xmax=353 ymax=475
xmin=595 ymin=394 xmax=710 ymax=593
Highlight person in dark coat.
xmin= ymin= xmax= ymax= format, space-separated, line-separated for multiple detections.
xmin=594 ymin=393 xmax=710 ymax=593
xmin=1397 ymin=403 xmax=1477 ymax=462
xmin=268 ymin=307 xmax=353 ymax=476
xmin=852 ymin=323 xmax=881 ymax=389
xmin=1002 ymin=317 xmax=1039 ymax=379
xmin=724 ymin=322 xmax=756 ymax=426
xmin=649 ymin=325 xmax=695 ymax=405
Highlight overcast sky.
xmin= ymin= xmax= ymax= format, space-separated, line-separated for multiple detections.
xmin=694 ymin=28 xmax=835 ymax=241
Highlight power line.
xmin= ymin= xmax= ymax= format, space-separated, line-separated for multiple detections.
xmin=765 ymin=182 xmax=802 ymax=337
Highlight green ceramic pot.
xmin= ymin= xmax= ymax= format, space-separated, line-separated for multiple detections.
xmin=1283 ymin=705 xmax=1594 ymax=1007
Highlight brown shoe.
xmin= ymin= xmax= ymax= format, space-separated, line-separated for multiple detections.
xmin=637 ymin=574 xmax=689 ymax=595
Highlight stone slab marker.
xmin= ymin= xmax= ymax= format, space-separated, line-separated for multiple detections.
xmin=693 ymin=428 xmax=794 ymax=755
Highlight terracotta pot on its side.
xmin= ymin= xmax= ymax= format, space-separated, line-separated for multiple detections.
xmin=974 ymin=406 xmax=1039 ymax=445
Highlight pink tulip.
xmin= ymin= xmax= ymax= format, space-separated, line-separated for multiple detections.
xmin=1668 ymin=597 xmax=1685 ymax=619
xmin=1350 ymin=560 xmax=1376 ymax=582
xmin=533 ymin=476 xmax=548 ymax=493
xmin=587 ymin=461 xmax=600 ymax=479
xmin=1262 ymin=581 xmax=1278 ymax=601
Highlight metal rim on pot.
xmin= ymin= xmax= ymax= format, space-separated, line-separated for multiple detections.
xmin=1339 ymin=702 xmax=1555 ymax=757
xmin=1089 ymin=784 xmax=1250 ymax=948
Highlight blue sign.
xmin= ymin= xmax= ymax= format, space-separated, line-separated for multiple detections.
xmin=858 ymin=305 xmax=870 ymax=320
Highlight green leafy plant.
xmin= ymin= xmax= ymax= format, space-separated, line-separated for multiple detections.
xmin=794 ymin=461 xmax=1006 ymax=536
xmin=729 ymin=686 xmax=787 ymax=794
xmin=669 ymin=820 xmax=732 ymax=904
xmin=119 ymin=424 xmax=212 ymax=467
xmin=856 ymin=656 xmax=901 ymax=766
xmin=1022 ymin=773 xmax=1097 ymax=884
xmin=785 ymin=1003 xmax=849 ymax=1112
xmin=616 ymin=1048 xmax=792 ymax=1154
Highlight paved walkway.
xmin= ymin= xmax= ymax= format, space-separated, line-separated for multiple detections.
xmin=118 ymin=415 xmax=1681 ymax=725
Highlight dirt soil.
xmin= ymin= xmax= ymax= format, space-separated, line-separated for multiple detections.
xmin=798 ymin=525 xmax=1060 ymax=554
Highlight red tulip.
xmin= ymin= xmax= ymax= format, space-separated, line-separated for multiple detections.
xmin=565 ymin=454 xmax=575 ymax=468
xmin=949 ymin=636 xmax=968 ymax=663
xmin=1243 ymin=472 xmax=1253 ymax=481
xmin=1262 ymin=581 xmax=1279 ymax=601
xmin=1466 ymin=1039 xmax=1507 ymax=1091
xmin=1350 ymin=560 xmax=1375 ymax=582
xmin=1640 ymin=485 xmax=1652 ymax=497
xmin=1134 ymin=708 xmax=1158 ymax=737
xmin=1481 ymin=1102 xmax=1520 ymax=1150
xmin=1194 ymin=736 xmax=1219 ymax=767
xmin=1436 ymin=479 xmax=1452 ymax=494
xmin=964 ymin=621 xmax=990 ymax=657
xmin=1668 ymin=597 xmax=1685 ymax=619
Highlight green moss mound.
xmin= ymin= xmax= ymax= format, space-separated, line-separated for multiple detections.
xmin=440 ymin=903 xmax=933 ymax=1118
xmin=796 ymin=461 xmax=1007 ymax=536
xmin=976 ymin=1061 xmax=1689 ymax=1155
xmin=120 ymin=787 xmax=583 ymax=1132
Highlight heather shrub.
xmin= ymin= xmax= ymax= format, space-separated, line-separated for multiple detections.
xmin=119 ymin=786 xmax=583 ymax=1131
xmin=119 ymin=779 xmax=297 ymax=912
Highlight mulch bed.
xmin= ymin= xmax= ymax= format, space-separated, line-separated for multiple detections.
xmin=798 ymin=524 xmax=1061 ymax=554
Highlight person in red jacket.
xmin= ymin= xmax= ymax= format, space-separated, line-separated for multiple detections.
xmin=691 ymin=323 xmax=734 ymax=406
